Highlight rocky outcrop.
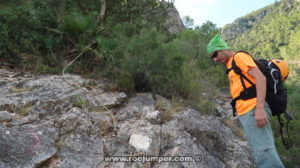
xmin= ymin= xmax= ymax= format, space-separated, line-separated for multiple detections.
xmin=0 ymin=69 xmax=253 ymax=168
xmin=164 ymin=3 xmax=185 ymax=33
xmin=221 ymin=7 xmax=272 ymax=41
xmin=286 ymin=0 xmax=300 ymax=7
xmin=279 ymin=0 xmax=300 ymax=12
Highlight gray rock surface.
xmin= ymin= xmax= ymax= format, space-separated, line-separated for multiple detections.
xmin=0 ymin=123 xmax=58 ymax=168
xmin=0 ymin=69 xmax=254 ymax=168
xmin=221 ymin=8 xmax=272 ymax=41
xmin=0 ymin=111 xmax=13 ymax=122
xmin=164 ymin=4 xmax=185 ymax=34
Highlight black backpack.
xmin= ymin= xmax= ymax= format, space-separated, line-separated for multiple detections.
xmin=226 ymin=51 xmax=292 ymax=148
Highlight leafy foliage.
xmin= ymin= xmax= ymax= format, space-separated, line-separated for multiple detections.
xmin=182 ymin=16 xmax=194 ymax=28
xmin=0 ymin=0 xmax=224 ymax=111
xmin=105 ymin=25 xmax=224 ymax=111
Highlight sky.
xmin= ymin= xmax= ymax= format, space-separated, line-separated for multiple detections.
xmin=174 ymin=0 xmax=276 ymax=28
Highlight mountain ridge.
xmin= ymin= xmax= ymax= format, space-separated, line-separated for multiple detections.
xmin=221 ymin=0 xmax=300 ymax=41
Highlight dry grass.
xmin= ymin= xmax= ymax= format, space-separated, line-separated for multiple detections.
xmin=17 ymin=106 xmax=32 ymax=116
xmin=9 ymin=86 xmax=30 ymax=93
xmin=222 ymin=116 xmax=245 ymax=139
xmin=0 ymin=104 xmax=32 ymax=117
xmin=155 ymin=95 xmax=185 ymax=123
xmin=54 ymin=140 xmax=66 ymax=149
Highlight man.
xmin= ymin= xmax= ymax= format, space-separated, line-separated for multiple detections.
xmin=207 ymin=34 xmax=285 ymax=168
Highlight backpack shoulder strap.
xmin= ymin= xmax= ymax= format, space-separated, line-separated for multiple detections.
xmin=226 ymin=51 xmax=253 ymax=74
xmin=226 ymin=51 xmax=255 ymax=89
xmin=227 ymin=51 xmax=257 ymax=117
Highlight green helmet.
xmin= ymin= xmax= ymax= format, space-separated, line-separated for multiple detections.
xmin=207 ymin=34 xmax=229 ymax=55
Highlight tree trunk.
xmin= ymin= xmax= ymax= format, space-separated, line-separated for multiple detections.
xmin=98 ymin=0 xmax=106 ymax=21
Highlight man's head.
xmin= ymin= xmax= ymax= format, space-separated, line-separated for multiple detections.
xmin=210 ymin=50 xmax=232 ymax=64
xmin=207 ymin=34 xmax=231 ymax=64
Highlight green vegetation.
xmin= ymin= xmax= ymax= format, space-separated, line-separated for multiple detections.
xmin=0 ymin=1 xmax=225 ymax=111
xmin=73 ymin=95 xmax=86 ymax=108
xmin=228 ymin=1 xmax=300 ymax=166
xmin=2 ymin=0 xmax=298 ymax=166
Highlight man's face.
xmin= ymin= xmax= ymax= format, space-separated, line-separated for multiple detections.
xmin=211 ymin=51 xmax=227 ymax=64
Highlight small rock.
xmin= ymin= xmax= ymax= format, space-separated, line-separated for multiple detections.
xmin=0 ymin=111 xmax=13 ymax=122
xmin=145 ymin=110 xmax=161 ymax=124
xmin=129 ymin=134 xmax=152 ymax=152
xmin=90 ymin=112 xmax=112 ymax=134
xmin=95 ymin=92 xmax=127 ymax=107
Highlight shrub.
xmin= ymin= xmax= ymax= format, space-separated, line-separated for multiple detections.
xmin=73 ymin=95 xmax=86 ymax=108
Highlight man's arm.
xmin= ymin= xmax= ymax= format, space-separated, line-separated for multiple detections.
xmin=248 ymin=67 xmax=268 ymax=127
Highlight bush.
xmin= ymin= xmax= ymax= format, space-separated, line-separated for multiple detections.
xmin=0 ymin=0 xmax=224 ymax=115
xmin=102 ymin=25 xmax=222 ymax=112
xmin=113 ymin=27 xmax=183 ymax=95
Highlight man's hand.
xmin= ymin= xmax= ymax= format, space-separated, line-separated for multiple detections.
xmin=248 ymin=66 xmax=267 ymax=128
xmin=255 ymin=108 xmax=268 ymax=127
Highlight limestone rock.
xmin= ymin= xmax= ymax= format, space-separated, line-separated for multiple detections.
xmin=129 ymin=134 xmax=152 ymax=152
xmin=164 ymin=4 xmax=185 ymax=34
xmin=0 ymin=111 xmax=13 ymax=122
xmin=94 ymin=92 xmax=127 ymax=107
xmin=0 ymin=69 xmax=254 ymax=167
xmin=0 ymin=123 xmax=58 ymax=168
xmin=221 ymin=7 xmax=272 ymax=41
